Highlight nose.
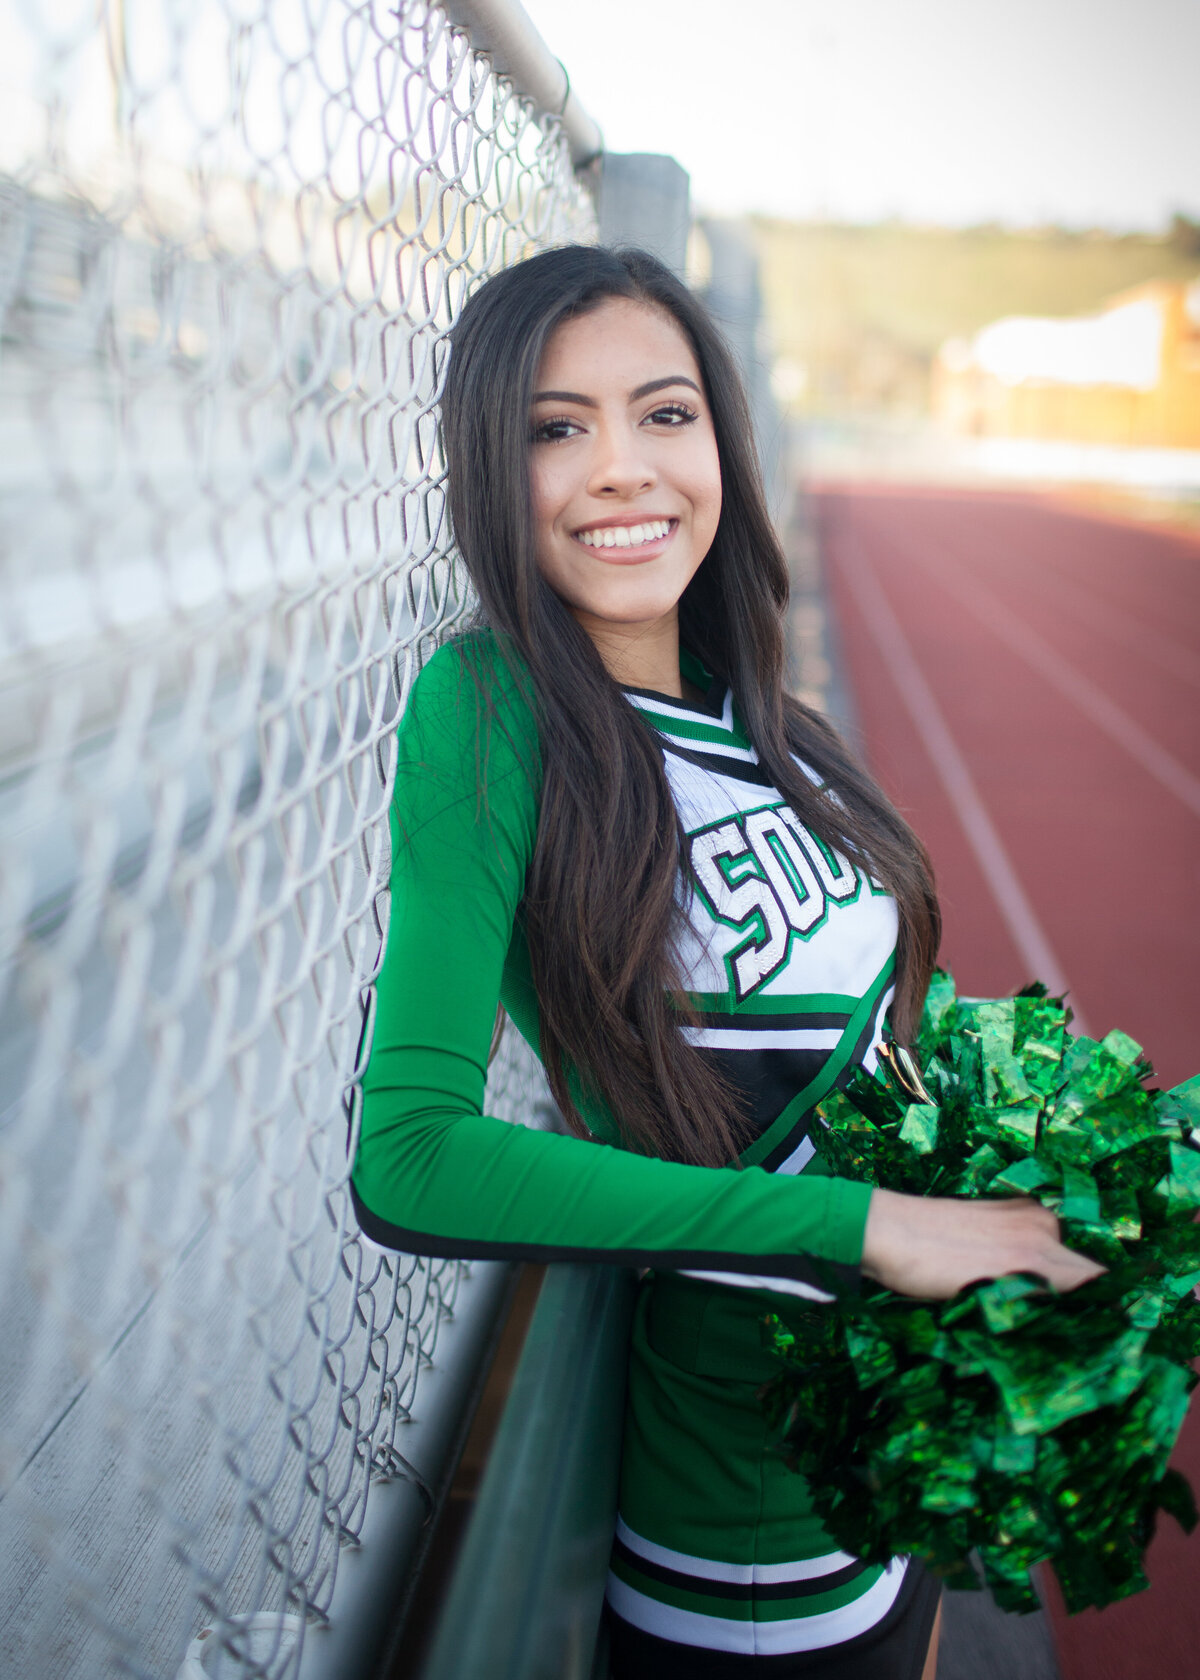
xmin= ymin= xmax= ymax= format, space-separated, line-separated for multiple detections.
xmin=586 ymin=416 xmax=657 ymax=498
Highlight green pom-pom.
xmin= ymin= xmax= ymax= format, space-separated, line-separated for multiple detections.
xmin=764 ymin=969 xmax=1200 ymax=1615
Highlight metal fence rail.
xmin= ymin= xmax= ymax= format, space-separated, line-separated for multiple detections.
xmin=0 ymin=3 xmax=595 ymax=1676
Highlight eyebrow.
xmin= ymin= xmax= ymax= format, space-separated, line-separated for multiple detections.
xmin=531 ymin=375 xmax=702 ymax=407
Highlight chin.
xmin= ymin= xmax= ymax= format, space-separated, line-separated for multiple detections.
xmin=580 ymin=595 xmax=681 ymax=627
xmin=582 ymin=573 xmax=694 ymax=618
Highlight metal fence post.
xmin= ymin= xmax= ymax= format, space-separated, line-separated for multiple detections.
xmin=698 ymin=217 xmax=787 ymax=516
xmin=598 ymin=153 xmax=691 ymax=277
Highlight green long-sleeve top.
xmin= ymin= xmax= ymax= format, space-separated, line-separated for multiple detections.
xmin=351 ymin=635 xmax=884 ymax=1292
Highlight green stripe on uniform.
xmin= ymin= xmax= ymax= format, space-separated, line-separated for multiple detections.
xmin=609 ymin=1554 xmax=888 ymax=1623
xmin=634 ymin=710 xmax=754 ymax=751
xmin=609 ymin=1556 xmax=756 ymax=1622
xmin=687 ymin=990 xmax=858 ymax=1017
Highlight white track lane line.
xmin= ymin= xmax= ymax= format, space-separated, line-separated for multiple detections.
xmin=870 ymin=516 xmax=1200 ymax=824
xmin=840 ymin=535 xmax=1091 ymax=1036
xmin=1003 ymin=559 xmax=1200 ymax=691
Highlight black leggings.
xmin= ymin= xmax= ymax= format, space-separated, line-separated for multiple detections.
xmin=606 ymin=1558 xmax=942 ymax=1680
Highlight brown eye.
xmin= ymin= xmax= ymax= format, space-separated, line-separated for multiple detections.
xmin=646 ymin=402 xmax=698 ymax=427
xmin=530 ymin=415 xmax=581 ymax=443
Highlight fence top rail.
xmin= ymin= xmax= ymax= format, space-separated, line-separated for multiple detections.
xmin=441 ymin=0 xmax=604 ymax=168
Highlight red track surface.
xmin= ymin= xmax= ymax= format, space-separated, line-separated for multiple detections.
xmin=818 ymin=485 xmax=1200 ymax=1680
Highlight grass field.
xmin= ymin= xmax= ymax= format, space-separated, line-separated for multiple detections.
xmin=749 ymin=219 xmax=1200 ymax=415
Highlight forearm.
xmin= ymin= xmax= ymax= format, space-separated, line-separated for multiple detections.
xmin=353 ymin=1091 xmax=872 ymax=1287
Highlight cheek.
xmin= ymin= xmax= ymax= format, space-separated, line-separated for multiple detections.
xmin=528 ymin=467 xmax=572 ymax=592
xmin=528 ymin=458 xmax=552 ymax=536
xmin=529 ymin=456 xmax=573 ymax=562
xmin=691 ymin=442 xmax=723 ymax=541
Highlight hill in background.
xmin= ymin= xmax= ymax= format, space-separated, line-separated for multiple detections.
xmin=750 ymin=217 xmax=1200 ymax=418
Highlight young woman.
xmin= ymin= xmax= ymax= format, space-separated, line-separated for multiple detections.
xmin=351 ymin=246 xmax=1100 ymax=1679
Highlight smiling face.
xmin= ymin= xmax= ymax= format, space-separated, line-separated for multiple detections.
xmin=528 ymin=297 xmax=722 ymax=682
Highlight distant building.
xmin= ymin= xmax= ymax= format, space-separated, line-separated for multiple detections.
xmin=933 ymin=277 xmax=1200 ymax=449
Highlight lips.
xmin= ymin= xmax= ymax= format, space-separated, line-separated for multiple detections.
xmin=574 ymin=518 xmax=675 ymax=550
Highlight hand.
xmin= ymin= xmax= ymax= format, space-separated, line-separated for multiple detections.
xmin=861 ymin=1188 xmax=1106 ymax=1299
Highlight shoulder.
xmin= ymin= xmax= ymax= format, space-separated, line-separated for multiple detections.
xmin=398 ymin=628 xmax=542 ymax=805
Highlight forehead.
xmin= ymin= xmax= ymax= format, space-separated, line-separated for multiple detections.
xmin=535 ymin=297 xmax=702 ymax=391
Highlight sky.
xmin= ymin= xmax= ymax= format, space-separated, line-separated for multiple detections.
xmin=519 ymin=0 xmax=1200 ymax=230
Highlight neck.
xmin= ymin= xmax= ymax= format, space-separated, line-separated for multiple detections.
xmin=574 ymin=608 xmax=684 ymax=697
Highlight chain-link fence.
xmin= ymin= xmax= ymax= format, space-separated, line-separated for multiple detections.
xmin=0 ymin=3 xmax=595 ymax=1675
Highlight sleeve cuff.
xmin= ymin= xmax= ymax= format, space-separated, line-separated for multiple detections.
xmin=820 ymin=1177 xmax=873 ymax=1267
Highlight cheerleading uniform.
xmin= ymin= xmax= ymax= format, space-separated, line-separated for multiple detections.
xmin=351 ymin=635 xmax=939 ymax=1673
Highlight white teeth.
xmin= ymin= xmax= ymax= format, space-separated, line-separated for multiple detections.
xmin=577 ymin=519 xmax=670 ymax=549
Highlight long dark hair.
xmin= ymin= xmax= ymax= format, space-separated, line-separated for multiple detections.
xmin=440 ymin=245 xmax=939 ymax=1167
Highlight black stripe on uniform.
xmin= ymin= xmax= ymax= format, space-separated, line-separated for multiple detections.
xmin=694 ymin=1010 xmax=851 ymax=1033
xmin=837 ymin=993 xmax=891 ymax=1097
xmin=660 ymin=742 xmax=775 ymax=785
xmin=612 ymin=1537 xmax=866 ymax=1602
xmin=752 ymin=996 xmax=890 ymax=1172
xmin=621 ymin=681 xmax=730 ymax=720
xmin=760 ymin=1115 xmax=820 ymax=1173
xmin=698 ymin=1045 xmax=830 ymax=1142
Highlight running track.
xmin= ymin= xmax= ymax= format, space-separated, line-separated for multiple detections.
xmin=817 ymin=485 xmax=1200 ymax=1680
